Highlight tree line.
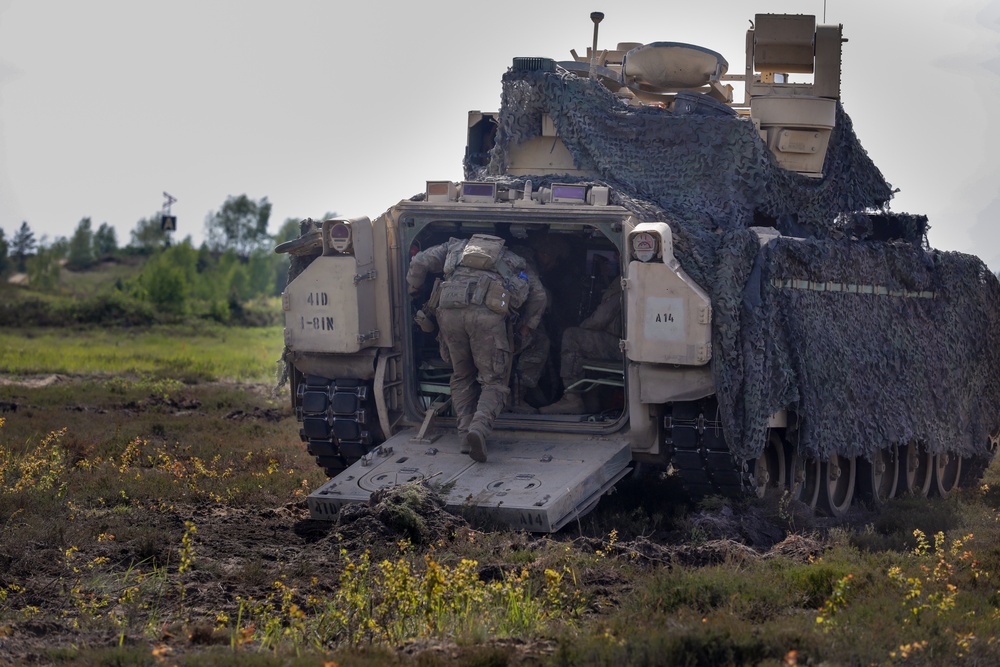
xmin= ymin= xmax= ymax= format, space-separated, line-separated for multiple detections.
xmin=0 ymin=194 xmax=323 ymax=324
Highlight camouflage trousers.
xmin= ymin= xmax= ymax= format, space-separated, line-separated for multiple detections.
xmin=436 ymin=305 xmax=512 ymax=435
xmin=559 ymin=327 xmax=620 ymax=386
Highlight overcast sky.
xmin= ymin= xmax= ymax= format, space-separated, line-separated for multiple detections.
xmin=1 ymin=1 xmax=999 ymax=269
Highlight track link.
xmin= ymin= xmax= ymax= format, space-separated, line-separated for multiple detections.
xmin=296 ymin=375 xmax=374 ymax=476
xmin=665 ymin=398 xmax=750 ymax=498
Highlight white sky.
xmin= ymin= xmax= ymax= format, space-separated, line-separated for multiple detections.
xmin=1 ymin=1 xmax=999 ymax=268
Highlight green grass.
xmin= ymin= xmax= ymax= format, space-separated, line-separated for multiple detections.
xmin=0 ymin=324 xmax=284 ymax=382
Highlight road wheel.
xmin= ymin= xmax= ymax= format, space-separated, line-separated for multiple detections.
xmin=749 ymin=431 xmax=786 ymax=498
xmin=898 ymin=441 xmax=933 ymax=497
xmin=931 ymin=452 xmax=962 ymax=498
xmin=788 ymin=451 xmax=820 ymax=509
xmin=857 ymin=445 xmax=898 ymax=507
xmin=819 ymin=454 xmax=856 ymax=518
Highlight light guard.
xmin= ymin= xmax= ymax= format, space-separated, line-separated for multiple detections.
xmin=426 ymin=181 xmax=457 ymax=202
xmin=460 ymin=181 xmax=497 ymax=203
xmin=551 ymin=183 xmax=587 ymax=204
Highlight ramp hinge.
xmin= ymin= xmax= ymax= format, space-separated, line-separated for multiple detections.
xmin=358 ymin=329 xmax=380 ymax=344
xmin=354 ymin=269 xmax=377 ymax=284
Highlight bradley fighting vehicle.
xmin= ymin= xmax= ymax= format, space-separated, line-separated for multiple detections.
xmin=275 ymin=12 xmax=1000 ymax=532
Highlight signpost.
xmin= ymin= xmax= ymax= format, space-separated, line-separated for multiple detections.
xmin=161 ymin=192 xmax=177 ymax=233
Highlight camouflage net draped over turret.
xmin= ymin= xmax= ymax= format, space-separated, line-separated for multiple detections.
xmin=467 ymin=67 xmax=1000 ymax=462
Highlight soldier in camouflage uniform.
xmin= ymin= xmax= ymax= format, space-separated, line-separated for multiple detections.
xmin=539 ymin=278 xmax=622 ymax=414
xmin=406 ymin=234 xmax=546 ymax=462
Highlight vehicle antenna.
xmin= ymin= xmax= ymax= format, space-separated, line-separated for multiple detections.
xmin=590 ymin=11 xmax=604 ymax=79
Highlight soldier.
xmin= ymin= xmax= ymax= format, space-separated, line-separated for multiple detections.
xmin=406 ymin=234 xmax=546 ymax=462
xmin=539 ymin=278 xmax=622 ymax=414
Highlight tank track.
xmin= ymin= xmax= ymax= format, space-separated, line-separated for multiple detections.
xmin=296 ymin=375 xmax=374 ymax=476
xmin=665 ymin=397 xmax=994 ymax=504
xmin=664 ymin=398 xmax=751 ymax=498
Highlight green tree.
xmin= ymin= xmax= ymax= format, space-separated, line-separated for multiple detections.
xmin=129 ymin=213 xmax=170 ymax=254
xmin=0 ymin=228 xmax=9 ymax=276
xmin=10 ymin=221 xmax=36 ymax=272
xmin=227 ymin=262 xmax=251 ymax=302
xmin=48 ymin=236 xmax=69 ymax=260
xmin=196 ymin=242 xmax=213 ymax=273
xmin=246 ymin=248 xmax=279 ymax=298
xmin=139 ymin=244 xmax=197 ymax=316
xmin=26 ymin=246 xmax=60 ymax=290
xmin=204 ymin=194 xmax=272 ymax=258
xmin=93 ymin=222 xmax=118 ymax=258
xmin=169 ymin=240 xmax=199 ymax=283
xmin=144 ymin=263 xmax=187 ymax=315
xmin=66 ymin=217 xmax=95 ymax=270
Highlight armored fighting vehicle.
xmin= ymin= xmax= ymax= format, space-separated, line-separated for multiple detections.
xmin=275 ymin=12 xmax=1000 ymax=531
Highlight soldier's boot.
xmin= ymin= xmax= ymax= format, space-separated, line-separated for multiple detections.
xmin=506 ymin=386 xmax=538 ymax=414
xmin=457 ymin=414 xmax=474 ymax=453
xmin=538 ymin=392 xmax=586 ymax=415
xmin=464 ymin=426 xmax=488 ymax=463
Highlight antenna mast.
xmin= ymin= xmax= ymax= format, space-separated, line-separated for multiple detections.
xmin=589 ymin=11 xmax=604 ymax=79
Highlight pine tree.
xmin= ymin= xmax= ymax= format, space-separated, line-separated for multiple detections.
xmin=0 ymin=228 xmax=9 ymax=276
xmin=93 ymin=222 xmax=119 ymax=258
xmin=67 ymin=218 xmax=95 ymax=270
xmin=10 ymin=222 xmax=36 ymax=272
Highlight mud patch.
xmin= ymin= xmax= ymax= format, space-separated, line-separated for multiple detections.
xmin=579 ymin=532 xmax=827 ymax=568
xmin=336 ymin=480 xmax=470 ymax=548
xmin=224 ymin=407 xmax=283 ymax=422
xmin=122 ymin=395 xmax=203 ymax=412
xmin=66 ymin=405 xmax=108 ymax=414
xmin=685 ymin=502 xmax=787 ymax=549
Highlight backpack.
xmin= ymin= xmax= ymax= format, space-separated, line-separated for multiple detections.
xmin=443 ymin=234 xmax=530 ymax=311
xmin=459 ymin=234 xmax=506 ymax=271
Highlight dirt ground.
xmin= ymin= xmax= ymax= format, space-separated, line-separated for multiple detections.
xmin=0 ymin=378 xmax=856 ymax=665
xmin=0 ymin=486 xmax=832 ymax=665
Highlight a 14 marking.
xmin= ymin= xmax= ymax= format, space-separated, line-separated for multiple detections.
xmin=644 ymin=296 xmax=685 ymax=341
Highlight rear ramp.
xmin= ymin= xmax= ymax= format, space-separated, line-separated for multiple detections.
xmin=308 ymin=430 xmax=632 ymax=533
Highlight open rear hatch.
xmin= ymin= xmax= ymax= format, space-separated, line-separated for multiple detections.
xmin=308 ymin=428 xmax=632 ymax=533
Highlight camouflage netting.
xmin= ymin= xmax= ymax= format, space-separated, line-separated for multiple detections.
xmin=465 ymin=67 xmax=1000 ymax=462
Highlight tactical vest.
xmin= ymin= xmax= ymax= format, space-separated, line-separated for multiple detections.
xmin=437 ymin=235 xmax=529 ymax=315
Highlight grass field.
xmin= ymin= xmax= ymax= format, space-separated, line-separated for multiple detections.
xmin=0 ymin=324 xmax=284 ymax=383
xmin=1 ymin=325 xmax=1000 ymax=666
